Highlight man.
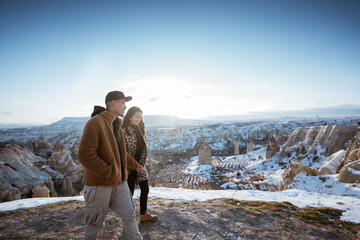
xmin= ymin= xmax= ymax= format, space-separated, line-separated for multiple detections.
xmin=78 ymin=91 xmax=143 ymax=240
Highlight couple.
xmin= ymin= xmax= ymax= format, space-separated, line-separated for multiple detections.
xmin=78 ymin=90 xmax=157 ymax=240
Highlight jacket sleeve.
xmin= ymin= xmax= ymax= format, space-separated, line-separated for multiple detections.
xmin=78 ymin=121 xmax=113 ymax=178
xmin=126 ymin=150 xmax=140 ymax=170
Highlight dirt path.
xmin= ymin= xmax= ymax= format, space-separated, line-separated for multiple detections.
xmin=0 ymin=198 xmax=359 ymax=240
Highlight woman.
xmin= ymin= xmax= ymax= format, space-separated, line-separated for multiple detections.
xmin=122 ymin=106 xmax=158 ymax=223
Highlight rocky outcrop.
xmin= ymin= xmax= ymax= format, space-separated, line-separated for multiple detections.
xmin=325 ymin=125 xmax=358 ymax=155
xmin=280 ymin=125 xmax=357 ymax=160
xmin=32 ymin=181 xmax=50 ymax=198
xmin=337 ymin=160 xmax=360 ymax=183
xmin=246 ymin=138 xmax=254 ymax=154
xmin=48 ymin=142 xmax=82 ymax=196
xmin=198 ymin=143 xmax=212 ymax=165
xmin=318 ymin=150 xmax=346 ymax=175
xmin=70 ymin=141 xmax=79 ymax=156
xmin=34 ymin=135 xmax=53 ymax=158
xmin=60 ymin=175 xmax=75 ymax=196
xmin=337 ymin=128 xmax=360 ymax=171
xmin=0 ymin=142 xmax=52 ymax=202
xmin=266 ymin=137 xmax=280 ymax=159
xmin=280 ymin=159 xmax=319 ymax=190
xmin=49 ymin=142 xmax=81 ymax=177
xmin=0 ymin=179 xmax=21 ymax=202
xmin=234 ymin=140 xmax=240 ymax=155
xmin=1 ymin=142 xmax=35 ymax=165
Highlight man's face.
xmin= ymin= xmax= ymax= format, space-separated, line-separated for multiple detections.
xmin=113 ymin=99 xmax=127 ymax=117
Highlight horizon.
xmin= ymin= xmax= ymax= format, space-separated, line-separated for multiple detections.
xmin=1 ymin=0 xmax=359 ymax=124
xmin=1 ymin=107 xmax=360 ymax=129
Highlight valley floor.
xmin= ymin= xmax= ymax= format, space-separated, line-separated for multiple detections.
xmin=0 ymin=199 xmax=359 ymax=240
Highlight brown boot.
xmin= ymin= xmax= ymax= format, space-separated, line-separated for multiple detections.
xmin=140 ymin=211 xmax=158 ymax=223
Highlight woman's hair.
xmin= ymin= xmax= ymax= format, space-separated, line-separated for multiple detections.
xmin=123 ymin=106 xmax=145 ymax=135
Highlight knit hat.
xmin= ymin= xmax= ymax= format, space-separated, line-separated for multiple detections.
xmin=105 ymin=91 xmax=132 ymax=104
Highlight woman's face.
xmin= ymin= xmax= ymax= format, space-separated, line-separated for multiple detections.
xmin=130 ymin=111 xmax=142 ymax=126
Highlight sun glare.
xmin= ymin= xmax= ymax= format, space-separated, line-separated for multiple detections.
xmin=122 ymin=76 xmax=212 ymax=119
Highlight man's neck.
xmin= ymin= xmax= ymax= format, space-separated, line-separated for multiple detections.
xmin=106 ymin=108 xmax=119 ymax=118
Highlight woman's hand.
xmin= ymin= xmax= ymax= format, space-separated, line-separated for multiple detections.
xmin=136 ymin=165 xmax=143 ymax=173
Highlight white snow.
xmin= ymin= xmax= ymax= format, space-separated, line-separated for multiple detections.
xmin=289 ymin=172 xmax=360 ymax=197
xmin=349 ymin=167 xmax=360 ymax=175
xmin=183 ymin=157 xmax=216 ymax=180
xmin=0 ymin=187 xmax=359 ymax=224
xmin=319 ymin=150 xmax=345 ymax=173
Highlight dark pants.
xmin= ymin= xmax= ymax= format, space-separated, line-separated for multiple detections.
xmin=127 ymin=170 xmax=149 ymax=215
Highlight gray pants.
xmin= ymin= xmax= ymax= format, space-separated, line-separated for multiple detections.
xmin=83 ymin=183 xmax=142 ymax=240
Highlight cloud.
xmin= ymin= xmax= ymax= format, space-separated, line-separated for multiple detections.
xmin=0 ymin=112 xmax=14 ymax=115
xmin=0 ymin=100 xmax=26 ymax=106
xmin=150 ymin=97 xmax=160 ymax=102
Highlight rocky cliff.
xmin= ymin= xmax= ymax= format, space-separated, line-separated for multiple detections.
xmin=0 ymin=137 xmax=83 ymax=202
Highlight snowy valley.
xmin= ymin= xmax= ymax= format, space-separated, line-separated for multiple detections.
xmin=1 ymin=116 xmax=360 ymax=226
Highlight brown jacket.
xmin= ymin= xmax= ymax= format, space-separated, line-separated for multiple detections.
xmin=78 ymin=110 xmax=139 ymax=186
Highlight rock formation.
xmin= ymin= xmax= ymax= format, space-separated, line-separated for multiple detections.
xmin=280 ymin=125 xmax=357 ymax=160
xmin=60 ymin=174 xmax=75 ymax=196
xmin=318 ymin=150 xmax=346 ymax=175
xmin=198 ymin=143 xmax=212 ymax=165
xmin=266 ymin=137 xmax=280 ymax=159
xmin=32 ymin=181 xmax=50 ymax=198
xmin=280 ymin=159 xmax=319 ymax=190
xmin=34 ymin=135 xmax=53 ymax=158
xmin=0 ymin=179 xmax=21 ymax=202
xmin=234 ymin=140 xmax=240 ymax=155
xmin=246 ymin=138 xmax=254 ymax=154
xmin=0 ymin=142 xmax=53 ymax=202
xmin=49 ymin=142 xmax=81 ymax=177
xmin=337 ymin=128 xmax=360 ymax=171
xmin=337 ymin=160 xmax=360 ymax=183
xmin=70 ymin=141 xmax=79 ymax=156
xmin=48 ymin=142 xmax=82 ymax=196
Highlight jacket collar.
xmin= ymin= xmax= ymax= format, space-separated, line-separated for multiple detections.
xmin=100 ymin=110 xmax=123 ymax=125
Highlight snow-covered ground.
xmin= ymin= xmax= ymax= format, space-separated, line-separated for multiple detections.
xmin=1 ymin=116 xmax=360 ymax=227
xmin=181 ymin=146 xmax=360 ymax=196
xmin=0 ymin=187 xmax=359 ymax=224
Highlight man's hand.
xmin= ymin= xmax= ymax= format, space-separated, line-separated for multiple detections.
xmin=136 ymin=165 xmax=143 ymax=173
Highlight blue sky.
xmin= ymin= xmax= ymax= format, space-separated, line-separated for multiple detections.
xmin=0 ymin=0 xmax=359 ymax=124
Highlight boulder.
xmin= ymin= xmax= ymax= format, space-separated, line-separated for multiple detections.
xmin=34 ymin=135 xmax=53 ymax=158
xmin=0 ymin=180 xmax=21 ymax=202
xmin=277 ymin=134 xmax=289 ymax=145
xmin=337 ymin=128 xmax=360 ymax=171
xmin=32 ymin=181 xmax=50 ymax=198
xmin=266 ymin=137 xmax=280 ymax=159
xmin=318 ymin=150 xmax=345 ymax=175
xmin=349 ymin=149 xmax=360 ymax=162
xmin=246 ymin=138 xmax=254 ymax=154
xmin=1 ymin=142 xmax=33 ymax=165
xmin=40 ymin=165 xmax=64 ymax=180
xmin=280 ymin=159 xmax=319 ymax=190
xmin=60 ymin=174 xmax=75 ymax=196
xmin=48 ymin=142 xmax=83 ymax=196
xmin=43 ymin=178 xmax=57 ymax=197
xmin=48 ymin=142 xmax=81 ymax=176
xmin=70 ymin=141 xmax=79 ymax=156
xmin=337 ymin=160 xmax=360 ymax=183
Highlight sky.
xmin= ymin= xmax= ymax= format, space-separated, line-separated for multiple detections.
xmin=0 ymin=0 xmax=360 ymax=124
xmin=0 ymin=187 xmax=359 ymax=223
